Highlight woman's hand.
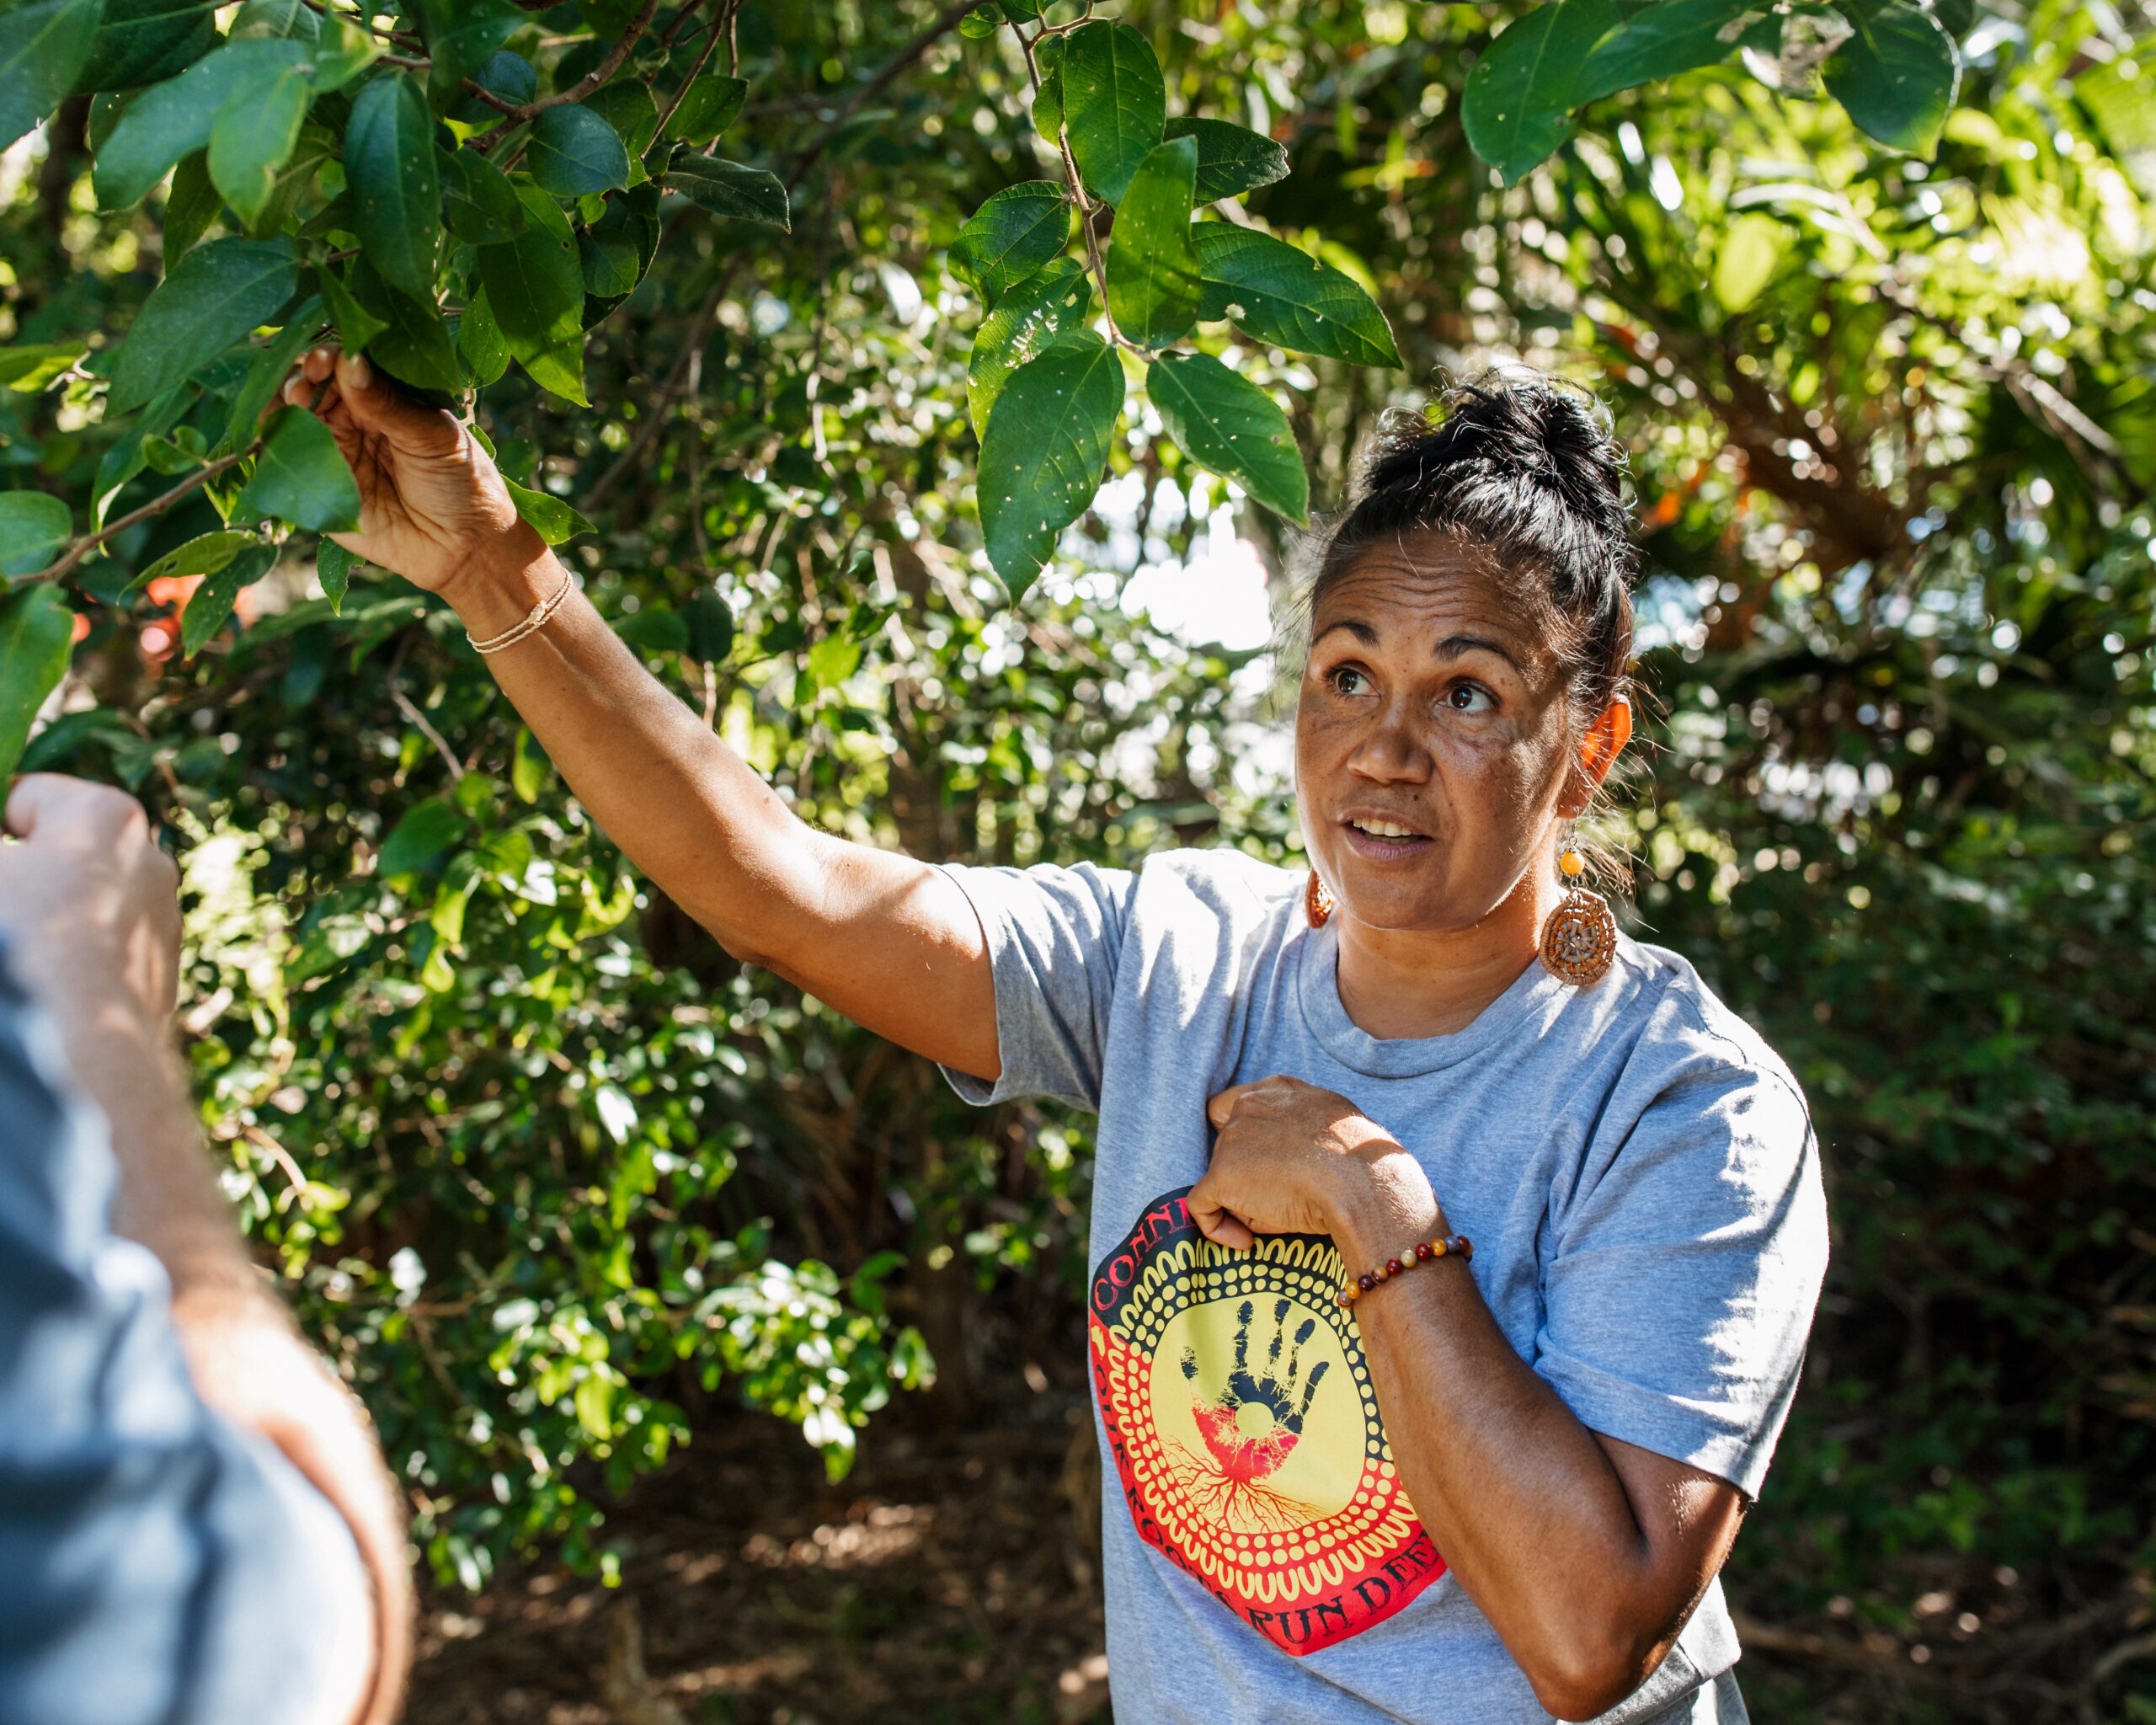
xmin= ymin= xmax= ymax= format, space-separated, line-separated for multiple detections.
xmin=1192 ymin=1074 xmax=1443 ymax=1253
xmin=277 ymin=345 xmax=547 ymax=601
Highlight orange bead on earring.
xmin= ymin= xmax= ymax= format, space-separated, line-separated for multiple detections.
xmin=1305 ymin=868 xmax=1335 ymax=927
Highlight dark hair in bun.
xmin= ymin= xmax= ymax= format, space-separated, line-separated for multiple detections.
xmin=1287 ymin=370 xmax=1640 ymax=726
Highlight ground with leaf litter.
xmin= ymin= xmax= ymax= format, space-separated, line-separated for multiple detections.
xmin=405 ymin=1394 xmax=1113 ymax=1725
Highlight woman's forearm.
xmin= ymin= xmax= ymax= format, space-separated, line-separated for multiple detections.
xmin=435 ymin=546 xmax=1003 ymax=1082
xmin=440 ymin=545 xmax=817 ymax=960
xmin=1326 ymin=1179 xmax=1662 ymax=1718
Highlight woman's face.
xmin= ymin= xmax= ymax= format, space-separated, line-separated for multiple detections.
xmin=1293 ymin=536 xmax=1590 ymax=934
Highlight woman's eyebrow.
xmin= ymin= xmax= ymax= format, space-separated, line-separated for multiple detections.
xmin=1433 ymin=633 xmax=1524 ymax=670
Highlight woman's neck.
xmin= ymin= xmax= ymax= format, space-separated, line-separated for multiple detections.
xmin=1329 ymin=868 xmax=1559 ymax=1040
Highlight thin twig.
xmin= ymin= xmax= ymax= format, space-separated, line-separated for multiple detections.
xmin=655 ymin=0 xmax=729 ymax=140
xmin=478 ymin=0 xmax=664 ymax=134
xmin=23 ymin=452 xmax=250 ymax=587
xmin=390 ymin=685 xmax=469 ymax=782
xmin=587 ymin=0 xmax=974 ymax=510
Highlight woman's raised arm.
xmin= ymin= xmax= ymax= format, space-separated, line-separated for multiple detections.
xmin=280 ymin=346 xmax=1001 ymax=1087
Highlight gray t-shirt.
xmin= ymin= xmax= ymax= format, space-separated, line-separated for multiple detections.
xmin=932 ymin=846 xmax=1828 ymax=1724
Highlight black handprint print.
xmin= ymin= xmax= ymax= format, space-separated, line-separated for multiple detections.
xmin=1180 ymin=1298 xmax=1332 ymax=1484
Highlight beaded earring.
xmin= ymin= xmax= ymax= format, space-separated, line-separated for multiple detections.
xmin=1538 ymin=828 xmax=1616 ymax=985
xmin=1305 ymin=868 xmax=1335 ymax=927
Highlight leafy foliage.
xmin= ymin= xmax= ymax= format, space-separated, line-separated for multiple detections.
xmin=3 ymin=8 xmax=2154 ymax=1712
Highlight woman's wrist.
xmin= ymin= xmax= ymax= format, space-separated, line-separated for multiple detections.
xmin=435 ymin=533 xmax=565 ymax=639
xmin=1323 ymin=1137 xmax=1447 ymax=1270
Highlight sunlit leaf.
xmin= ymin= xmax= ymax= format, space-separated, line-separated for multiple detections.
xmin=977 ymin=332 xmax=1123 ymax=599
xmin=1146 ymin=350 xmax=1307 ymax=524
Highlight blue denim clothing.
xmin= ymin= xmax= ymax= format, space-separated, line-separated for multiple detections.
xmin=0 ymin=948 xmax=368 ymax=1725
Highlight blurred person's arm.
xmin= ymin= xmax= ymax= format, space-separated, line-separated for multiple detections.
xmin=0 ymin=775 xmax=411 ymax=1725
xmin=278 ymin=345 xmax=1002 ymax=1085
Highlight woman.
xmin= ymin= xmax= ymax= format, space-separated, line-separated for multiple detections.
xmin=280 ymin=351 xmax=1828 ymax=1723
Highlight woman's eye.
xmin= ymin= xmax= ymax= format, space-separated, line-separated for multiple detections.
xmin=1445 ymin=684 xmax=1494 ymax=713
xmin=1329 ymin=666 xmax=1369 ymax=696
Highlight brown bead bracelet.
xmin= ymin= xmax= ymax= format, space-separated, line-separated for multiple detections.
xmin=1336 ymin=1234 xmax=1472 ymax=1309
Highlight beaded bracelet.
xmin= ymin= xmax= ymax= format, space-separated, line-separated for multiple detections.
xmin=1336 ymin=1233 xmax=1472 ymax=1310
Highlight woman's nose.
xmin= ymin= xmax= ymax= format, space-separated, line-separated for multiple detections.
xmin=1344 ymin=710 xmax=1433 ymax=782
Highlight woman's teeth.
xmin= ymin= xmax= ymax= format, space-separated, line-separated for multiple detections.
xmin=1351 ymin=819 xmax=1421 ymax=839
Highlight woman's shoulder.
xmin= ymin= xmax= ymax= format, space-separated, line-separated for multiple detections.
xmin=1130 ymin=844 xmax=1305 ymax=913
xmin=1602 ymin=934 xmax=1812 ymax=1127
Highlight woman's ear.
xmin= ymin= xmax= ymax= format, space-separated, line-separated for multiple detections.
xmin=1559 ymin=697 xmax=1632 ymax=815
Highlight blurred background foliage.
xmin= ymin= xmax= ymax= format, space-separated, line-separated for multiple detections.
xmin=3 ymin=0 xmax=2154 ymax=1717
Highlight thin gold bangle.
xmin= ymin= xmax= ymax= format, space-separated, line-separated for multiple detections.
xmin=467 ymin=569 xmax=574 ymax=655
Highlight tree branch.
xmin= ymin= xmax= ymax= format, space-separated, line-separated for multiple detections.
xmin=586 ymin=0 xmax=977 ymax=510
xmin=22 ymin=451 xmax=252 ymax=588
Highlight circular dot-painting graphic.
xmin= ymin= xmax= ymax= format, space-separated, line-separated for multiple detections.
xmin=1089 ymin=1187 xmax=1448 ymax=1657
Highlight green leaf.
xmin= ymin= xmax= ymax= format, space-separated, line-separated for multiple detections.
xmin=618 ymin=604 xmax=690 ymax=654
xmin=579 ymin=225 xmax=640 ymax=297
xmin=1106 ymin=136 xmax=1201 ymax=349
xmin=440 ymin=145 xmax=525 ymax=244
xmin=510 ymin=724 xmax=550 ymax=801
xmin=479 ymin=184 xmax=585 ymax=403
xmin=666 ymin=154 xmax=790 ymax=229
xmin=959 ymin=4 xmax=1003 ymax=40
xmin=350 ymin=259 xmax=462 ymax=395
xmin=1462 ymin=0 xmax=1620 ymax=185
xmin=345 ymin=72 xmax=440 ymax=301
xmin=804 ymin=632 xmax=861 ymax=690
xmin=1575 ymin=0 xmax=1760 ymax=104
xmin=1 ymin=0 xmax=104 ymax=152
xmin=664 ymin=71 xmax=745 ymax=146
xmin=318 ymin=536 xmax=357 ymax=613
xmin=93 ymin=36 xmax=308 ymax=210
xmin=686 ymin=588 xmax=734 ymax=664
xmin=179 ymin=539 xmax=276 ymax=656
xmin=108 ymin=235 xmax=301 ymax=417
xmin=0 ymin=585 xmax=75 ymax=783
xmin=584 ymin=79 xmax=659 ymax=163
xmin=378 ymin=797 xmax=467 ymax=876
xmin=236 ymin=405 xmax=360 ymax=531
xmin=411 ymin=0 xmax=522 ymax=114
xmin=1823 ymin=0 xmax=1959 ymax=156
xmin=132 ymin=526 xmax=251 ymax=590
xmin=448 ymin=48 xmax=533 ymax=122
xmin=208 ymin=55 xmax=309 ymax=227
xmin=72 ymin=0 xmax=216 ymax=94
xmin=216 ymin=290 xmax=323 ymax=455
xmin=1031 ymin=35 xmax=1063 ymax=143
xmin=305 ymin=13 xmax=376 ymax=92
xmin=1164 ymin=116 xmax=1291 ymax=203
xmin=526 ymin=103 xmax=631 ymax=197
xmin=1147 ymin=350 xmax=1306 ymax=525
xmin=1192 ymin=226 xmax=1400 ymax=366
xmin=977 ymin=332 xmax=1123 ymax=600
xmin=951 ymin=181 xmax=1070 ymax=306
xmin=230 ymin=0 xmax=314 ymax=45
xmin=0 ymin=343 xmax=86 ymax=393
xmin=161 ymin=147 xmax=218 ymax=266
xmin=456 ymin=284 xmax=510 ymax=387
xmin=1712 ymin=212 xmax=1788 ymax=311
xmin=1059 ymin=20 xmax=1165 ymax=206
xmin=0 ymin=494 xmax=72 ymax=578
xmin=967 ymin=256 xmax=1093 ymax=440
xmin=503 ymin=475 xmax=591 ymax=545
xmin=317 ymin=260 xmax=388 ymax=355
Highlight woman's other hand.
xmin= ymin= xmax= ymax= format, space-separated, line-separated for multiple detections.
xmin=278 ymin=344 xmax=547 ymax=601
xmin=1193 ymin=1075 xmax=1442 ymax=1253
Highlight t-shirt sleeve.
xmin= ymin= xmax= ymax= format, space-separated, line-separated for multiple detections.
xmin=1532 ymin=1049 xmax=1829 ymax=1505
xmin=928 ymin=858 xmax=1136 ymax=1114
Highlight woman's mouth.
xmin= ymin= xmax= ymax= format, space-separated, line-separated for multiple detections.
xmin=1340 ymin=814 xmax=1433 ymax=860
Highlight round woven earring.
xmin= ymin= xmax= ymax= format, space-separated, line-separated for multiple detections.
xmin=1538 ymin=830 xmax=1616 ymax=985
xmin=1305 ymin=868 xmax=1335 ymax=927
